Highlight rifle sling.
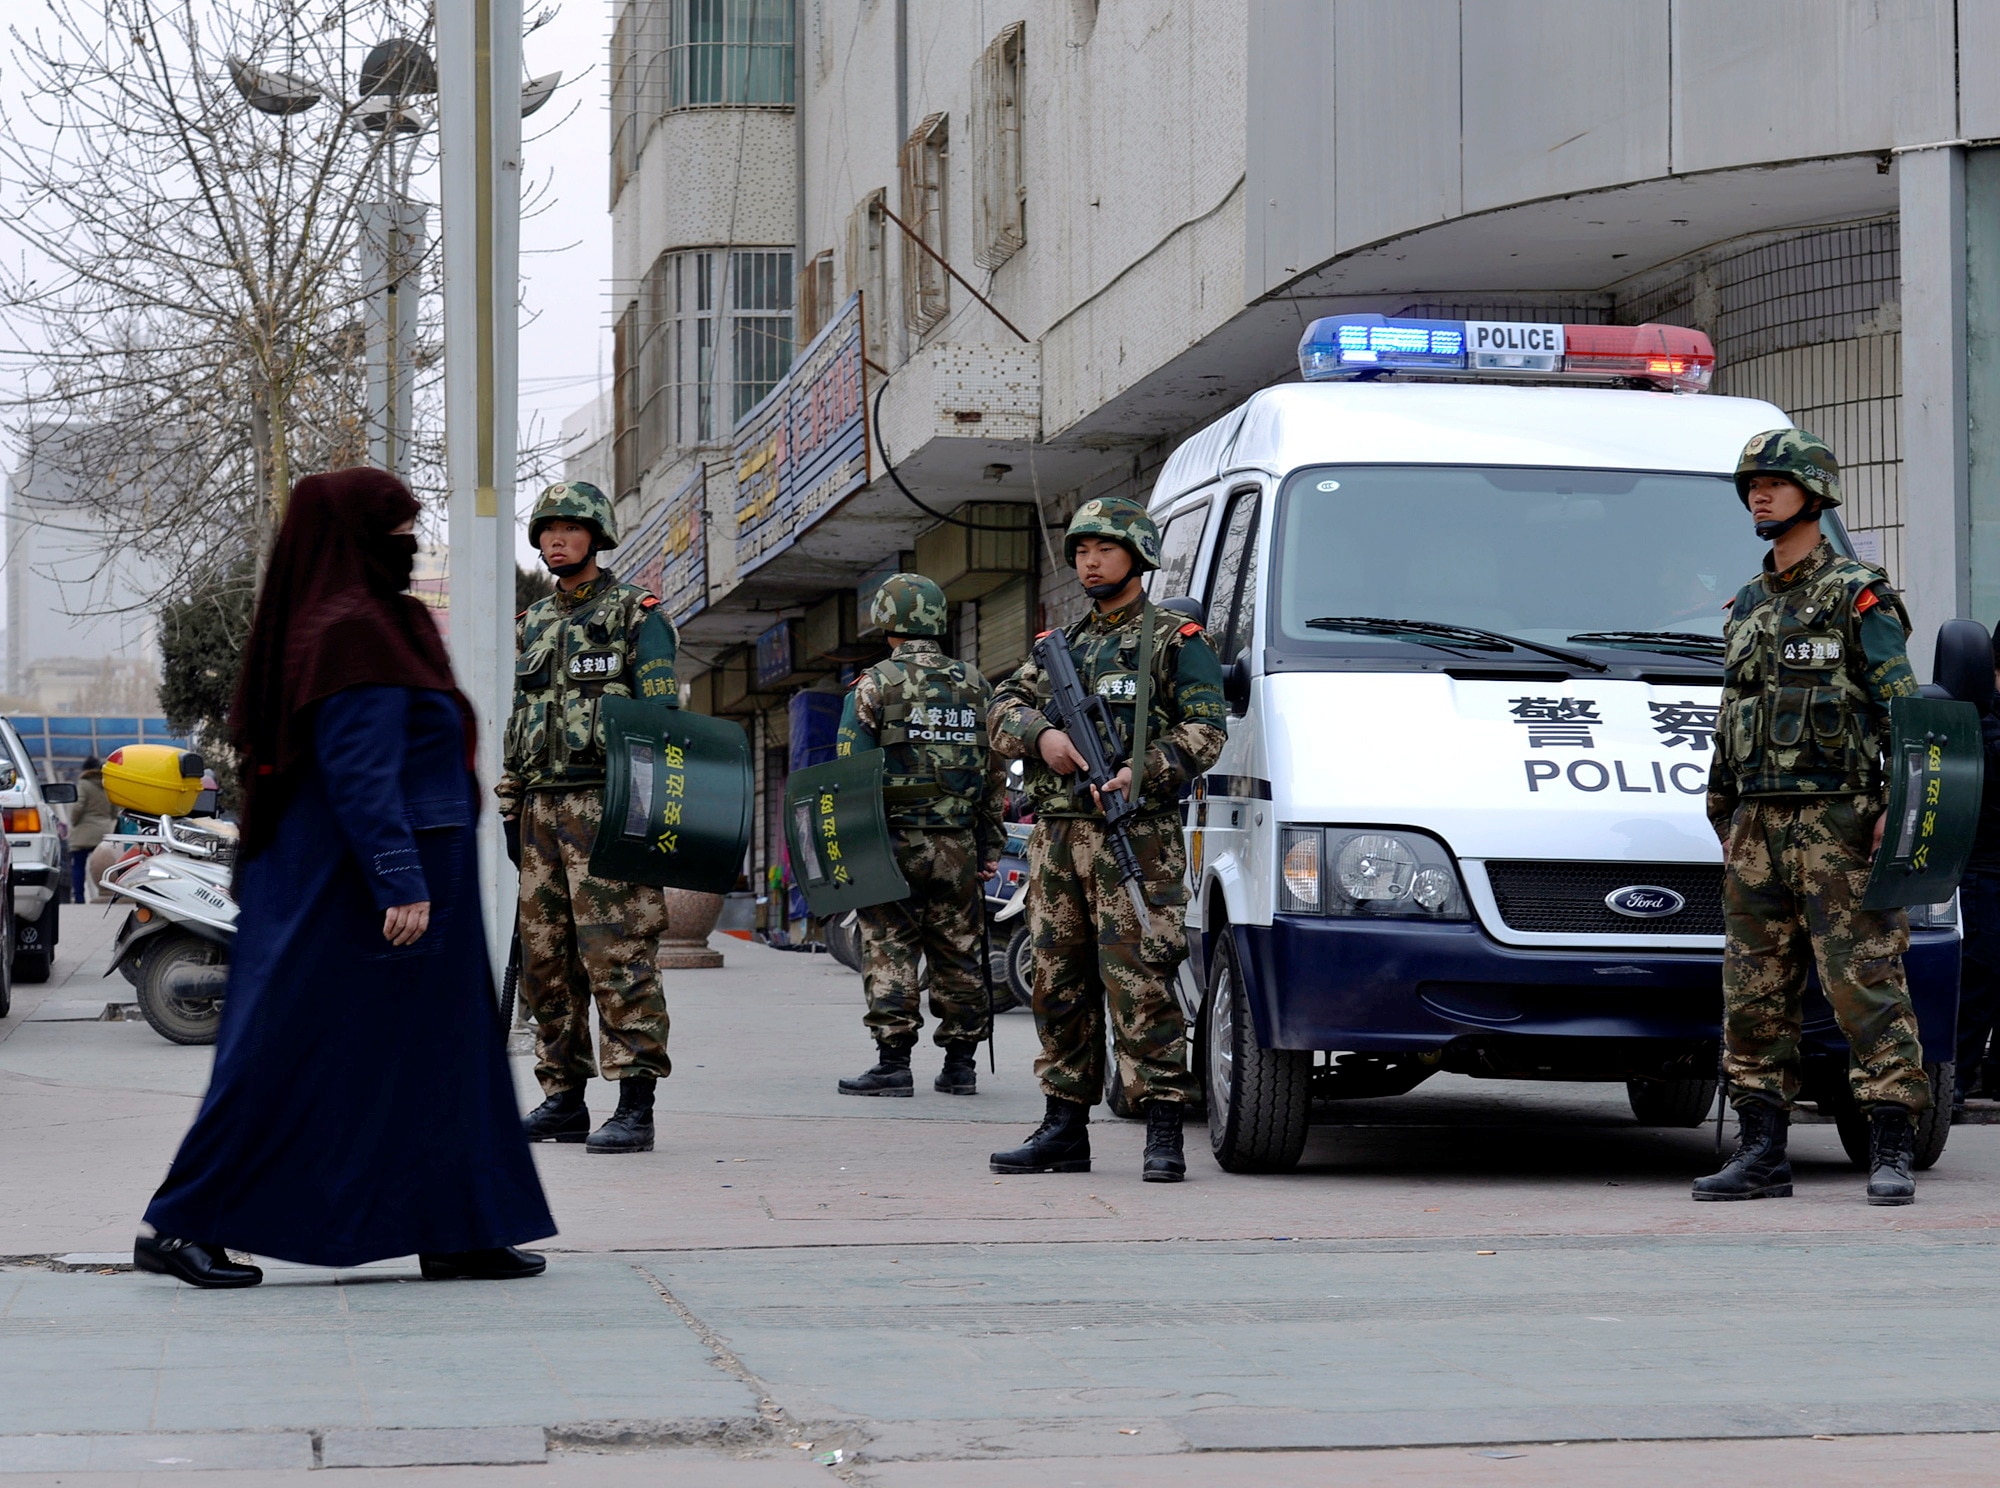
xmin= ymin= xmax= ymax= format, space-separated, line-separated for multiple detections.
xmin=1129 ymin=599 xmax=1156 ymax=811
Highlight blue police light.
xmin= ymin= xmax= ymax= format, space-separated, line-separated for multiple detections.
xmin=1298 ymin=315 xmax=1467 ymax=380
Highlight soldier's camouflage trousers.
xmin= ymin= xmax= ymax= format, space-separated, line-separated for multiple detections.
xmin=857 ymin=827 xmax=989 ymax=1050
xmin=1027 ymin=815 xmax=1199 ymax=1107
xmin=519 ymin=788 xmax=672 ymax=1093
xmin=1723 ymin=796 xmax=1931 ymax=1112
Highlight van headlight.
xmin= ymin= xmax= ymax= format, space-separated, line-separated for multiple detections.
xmin=1907 ymin=896 xmax=1958 ymax=930
xmin=1277 ymin=826 xmax=1468 ymax=920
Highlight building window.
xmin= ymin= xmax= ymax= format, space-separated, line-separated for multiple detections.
xmin=622 ymin=249 xmax=794 ymax=453
xmin=900 ymin=113 xmax=950 ymax=338
xmin=610 ymin=0 xmax=642 ymax=202
xmin=730 ymin=248 xmax=795 ymax=422
xmin=668 ymin=0 xmax=795 ymax=109
xmin=612 ymin=300 xmax=639 ymax=499
xmin=845 ymin=189 xmax=888 ymax=369
xmin=971 ymin=22 xmax=1025 ymax=271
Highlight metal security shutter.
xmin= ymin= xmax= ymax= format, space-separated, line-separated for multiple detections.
xmin=979 ymin=576 xmax=1031 ymax=677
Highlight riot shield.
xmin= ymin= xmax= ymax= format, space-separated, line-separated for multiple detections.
xmin=1863 ymin=696 xmax=1985 ymax=910
xmin=590 ymin=695 xmax=753 ymax=893
xmin=783 ymin=750 xmax=910 ymax=916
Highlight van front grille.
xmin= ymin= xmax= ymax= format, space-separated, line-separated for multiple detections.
xmin=1483 ymin=860 xmax=1723 ymax=936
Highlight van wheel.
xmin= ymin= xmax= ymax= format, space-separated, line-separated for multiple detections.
xmin=135 ymin=935 xmax=224 ymax=1046
xmin=1625 ymin=1077 xmax=1719 ymax=1127
xmin=1827 ymin=1062 xmax=1952 ymax=1171
xmin=1204 ymin=930 xmax=1310 ymax=1172
xmin=1004 ymin=923 xmax=1033 ymax=1011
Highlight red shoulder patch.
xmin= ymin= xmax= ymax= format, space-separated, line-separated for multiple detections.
xmin=515 ymin=608 xmax=530 ymax=620
xmin=1034 ymin=628 xmax=1055 ymax=640
xmin=639 ymin=596 xmax=660 ymax=609
xmin=1721 ymin=597 xmax=1733 ymax=610
xmin=1177 ymin=620 xmax=1203 ymax=638
xmin=1856 ymin=587 xmax=1881 ymax=615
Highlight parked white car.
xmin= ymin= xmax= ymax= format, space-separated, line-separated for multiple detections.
xmin=0 ymin=716 xmax=77 ymax=983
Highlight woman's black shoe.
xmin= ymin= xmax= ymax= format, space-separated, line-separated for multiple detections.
xmin=419 ymin=1246 xmax=548 ymax=1281
xmin=133 ymin=1235 xmax=263 ymax=1288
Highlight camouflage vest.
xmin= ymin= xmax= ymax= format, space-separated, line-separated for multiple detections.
xmin=870 ymin=648 xmax=992 ymax=830
xmin=1024 ymin=603 xmax=1190 ymax=820
xmin=506 ymin=576 xmax=654 ymax=788
xmin=1718 ymin=546 xmax=1910 ymax=797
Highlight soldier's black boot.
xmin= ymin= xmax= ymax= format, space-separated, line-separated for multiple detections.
xmin=838 ymin=1044 xmax=914 ymax=1096
xmin=934 ymin=1041 xmax=979 ymax=1095
xmin=586 ymin=1076 xmax=656 ymax=1154
xmin=990 ymin=1095 xmax=1091 ymax=1174
xmin=1141 ymin=1101 xmax=1186 ymax=1183
xmin=1690 ymin=1096 xmax=1793 ymax=1200
xmin=522 ymin=1086 xmax=589 ymax=1143
xmin=1866 ymin=1105 xmax=1917 ymax=1206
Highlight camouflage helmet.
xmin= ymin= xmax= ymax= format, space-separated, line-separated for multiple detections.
xmin=528 ymin=480 xmax=620 ymax=549
xmin=1734 ymin=428 xmax=1842 ymax=510
xmin=1063 ymin=496 xmax=1161 ymax=574
xmin=870 ymin=572 xmax=949 ymax=638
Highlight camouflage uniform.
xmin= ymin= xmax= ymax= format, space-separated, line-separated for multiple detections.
xmin=1709 ymin=433 xmax=1930 ymax=1116
xmin=838 ymin=630 xmax=1005 ymax=1051
xmin=499 ymin=513 xmax=681 ymax=1095
xmin=990 ymin=598 xmax=1226 ymax=1107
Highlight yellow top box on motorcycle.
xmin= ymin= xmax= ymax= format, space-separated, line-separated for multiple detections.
xmin=104 ymin=745 xmax=206 ymax=816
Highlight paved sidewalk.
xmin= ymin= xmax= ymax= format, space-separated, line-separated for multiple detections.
xmin=5 ymin=907 xmax=2000 ymax=1483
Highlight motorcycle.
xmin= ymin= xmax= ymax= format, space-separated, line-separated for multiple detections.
xmin=100 ymin=813 xmax=237 ymax=1045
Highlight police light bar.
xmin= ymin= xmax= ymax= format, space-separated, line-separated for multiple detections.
xmin=1297 ymin=315 xmax=1715 ymax=393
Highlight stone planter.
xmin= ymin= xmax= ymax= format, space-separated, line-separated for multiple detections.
xmin=658 ymin=887 xmax=725 ymax=969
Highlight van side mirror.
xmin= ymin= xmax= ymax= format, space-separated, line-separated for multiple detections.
xmin=41 ymin=781 xmax=78 ymax=805
xmin=1224 ymin=653 xmax=1252 ymax=715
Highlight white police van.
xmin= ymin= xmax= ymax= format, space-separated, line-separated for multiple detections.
xmin=1151 ymin=315 xmax=1959 ymax=1172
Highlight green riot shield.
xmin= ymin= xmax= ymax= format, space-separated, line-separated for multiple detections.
xmin=783 ymin=750 xmax=910 ymax=916
xmin=1863 ymin=696 xmax=1985 ymax=910
xmin=590 ymin=695 xmax=753 ymax=893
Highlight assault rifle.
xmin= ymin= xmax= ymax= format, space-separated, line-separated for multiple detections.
xmin=1031 ymin=629 xmax=1151 ymax=921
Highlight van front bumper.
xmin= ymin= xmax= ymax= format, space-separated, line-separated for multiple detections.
xmin=1234 ymin=916 xmax=1958 ymax=1061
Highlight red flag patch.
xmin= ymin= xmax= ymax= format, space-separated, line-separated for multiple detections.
xmin=1856 ymin=587 xmax=1880 ymax=615
xmin=1177 ymin=621 xmax=1203 ymax=638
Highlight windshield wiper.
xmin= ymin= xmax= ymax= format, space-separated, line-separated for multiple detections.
xmin=1567 ymin=629 xmax=1725 ymax=660
xmin=1305 ymin=616 xmax=1609 ymax=672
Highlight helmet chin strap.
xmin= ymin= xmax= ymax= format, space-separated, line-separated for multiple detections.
xmin=543 ymin=540 xmax=596 ymax=579
xmin=1754 ymin=501 xmax=1820 ymax=543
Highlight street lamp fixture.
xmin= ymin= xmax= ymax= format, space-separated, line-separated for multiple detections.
xmin=225 ymin=57 xmax=321 ymax=115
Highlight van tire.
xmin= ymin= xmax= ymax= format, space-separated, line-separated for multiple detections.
xmin=1827 ymin=1061 xmax=1951 ymax=1172
xmin=1205 ymin=930 xmax=1310 ymax=1173
xmin=1625 ymin=1076 xmax=1718 ymax=1127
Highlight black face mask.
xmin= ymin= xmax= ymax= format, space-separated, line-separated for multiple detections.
xmin=363 ymin=532 xmax=419 ymax=595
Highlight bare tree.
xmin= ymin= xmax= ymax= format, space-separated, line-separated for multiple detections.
xmin=0 ymin=0 xmax=446 ymax=600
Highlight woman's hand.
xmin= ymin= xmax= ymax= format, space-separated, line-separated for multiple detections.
xmin=383 ymin=902 xmax=432 ymax=946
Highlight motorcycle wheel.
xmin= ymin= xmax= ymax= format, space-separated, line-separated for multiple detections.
xmin=135 ymin=933 xmax=225 ymax=1046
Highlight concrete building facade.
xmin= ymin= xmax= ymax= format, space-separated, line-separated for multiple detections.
xmin=603 ymin=0 xmax=2000 ymax=927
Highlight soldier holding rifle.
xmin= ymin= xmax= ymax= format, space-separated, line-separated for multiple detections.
xmin=987 ymin=498 xmax=1226 ymax=1182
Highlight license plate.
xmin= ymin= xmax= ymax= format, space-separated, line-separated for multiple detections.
xmin=1467 ymin=320 xmax=1564 ymax=372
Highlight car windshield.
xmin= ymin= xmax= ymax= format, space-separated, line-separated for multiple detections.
xmin=1270 ymin=464 xmax=1792 ymax=662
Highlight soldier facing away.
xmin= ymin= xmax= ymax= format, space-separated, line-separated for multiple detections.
xmin=834 ymin=573 xmax=1007 ymax=1097
xmin=986 ymin=497 xmax=1226 ymax=1182
xmin=499 ymin=481 xmax=680 ymax=1155
xmin=1696 ymin=428 xmax=1930 ymax=1206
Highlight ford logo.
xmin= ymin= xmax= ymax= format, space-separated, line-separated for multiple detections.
xmin=1605 ymin=885 xmax=1686 ymax=919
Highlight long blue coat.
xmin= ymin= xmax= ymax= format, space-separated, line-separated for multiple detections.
xmin=145 ymin=686 xmax=555 ymax=1266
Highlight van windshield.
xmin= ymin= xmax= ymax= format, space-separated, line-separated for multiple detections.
xmin=1270 ymin=465 xmax=1788 ymax=663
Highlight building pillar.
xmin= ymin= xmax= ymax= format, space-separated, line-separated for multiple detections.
xmin=1899 ymin=145 xmax=1969 ymax=676
xmin=1966 ymin=147 xmax=2000 ymax=633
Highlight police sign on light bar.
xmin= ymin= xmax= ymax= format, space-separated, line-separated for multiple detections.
xmin=1298 ymin=314 xmax=1715 ymax=393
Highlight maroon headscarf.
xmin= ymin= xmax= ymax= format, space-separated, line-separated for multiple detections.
xmin=231 ymin=468 xmax=468 ymax=858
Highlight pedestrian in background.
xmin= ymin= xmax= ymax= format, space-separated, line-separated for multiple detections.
xmin=1953 ymin=628 xmax=2000 ymax=1115
xmin=135 ymin=468 xmax=554 ymax=1288
xmin=502 ymin=481 xmax=679 ymax=1155
xmin=834 ymin=573 xmax=1005 ymax=1098
xmin=65 ymin=757 xmax=113 ymax=902
xmin=1695 ymin=429 xmax=1930 ymax=1207
xmin=987 ymin=499 xmax=1226 ymax=1182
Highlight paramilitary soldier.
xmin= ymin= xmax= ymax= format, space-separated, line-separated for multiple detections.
xmin=834 ymin=574 xmax=1007 ymax=1098
xmin=986 ymin=497 xmax=1226 ymax=1182
xmin=498 ymin=481 xmax=680 ymax=1155
xmin=1696 ymin=429 xmax=1931 ymax=1206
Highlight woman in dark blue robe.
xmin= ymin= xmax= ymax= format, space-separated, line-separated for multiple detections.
xmin=136 ymin=469 xmax=554 ymax=1287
